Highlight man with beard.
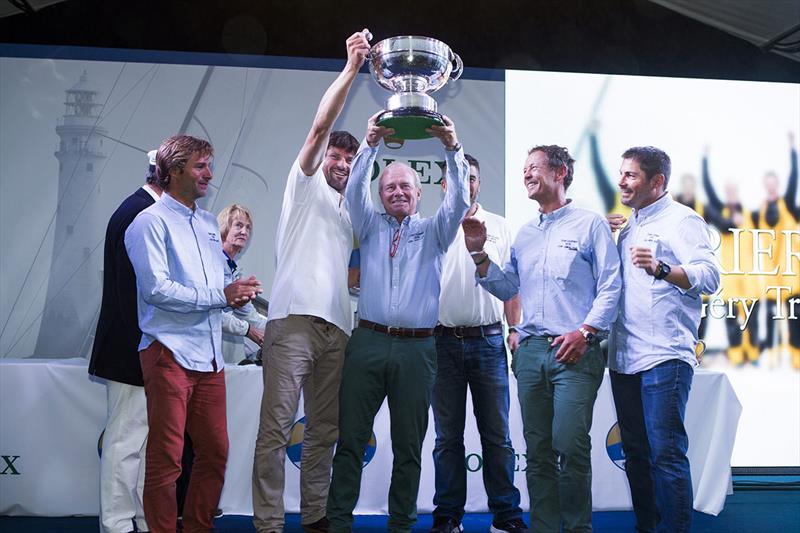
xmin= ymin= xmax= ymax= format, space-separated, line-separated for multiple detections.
xmin=609 ymin=146 xmax=720 ymax=533
xmin=252 ymin=29 xmax=369 ymax=533
xmin=126 ymin=134 xmax=262 ymax=532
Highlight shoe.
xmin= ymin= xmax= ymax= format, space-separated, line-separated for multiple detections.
xmin=302 ymin=516 xmax=330 ymax=533
xmin=490 ymin=517 xmax=529 ymax=533
xmin=430 ymin=516 xmax=463 ymax=533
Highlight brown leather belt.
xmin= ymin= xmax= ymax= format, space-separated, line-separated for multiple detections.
xmin=358 ymin=319 xmax=436 ymax=338
xmin=435 ymin=322 xmax=504 ymax=338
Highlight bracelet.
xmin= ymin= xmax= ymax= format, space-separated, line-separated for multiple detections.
xmin=474 ymin=253 xmax=489 ymax=266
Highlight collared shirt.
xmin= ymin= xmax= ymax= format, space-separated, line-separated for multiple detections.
xmin=439 ymin=204 xmax=512 ymax=327
xmin=268 ymin=157 xmax=353 ymax=335
xmin=478 ymin=201 xmax=622 ymax=340
xmin=609 ymin=193 xmax=720 ymax=374
xmin=346 ymin=140 xmax=470 ymax=328
xmin=125 ymin=192 xmax=227 ymax=372
xmin=221 ymin=257 xmax=266 ymax=363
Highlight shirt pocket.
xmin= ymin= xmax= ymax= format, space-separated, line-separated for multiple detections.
xmin=550 ymin=239 xmax=582 ymax=288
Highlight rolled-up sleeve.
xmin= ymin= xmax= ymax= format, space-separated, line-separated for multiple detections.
xmin=584 ymin=218 xmax=622 ymax=332
xmin=675 ymin=214 xmax=721 ymax=297
xmin=477 ymin=247 xmax=521 ymax=302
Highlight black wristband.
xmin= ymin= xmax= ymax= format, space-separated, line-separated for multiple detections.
xmin=474 ymin=253 xmax=489 ymax=267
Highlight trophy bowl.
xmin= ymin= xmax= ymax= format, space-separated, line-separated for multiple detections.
xmin=369 ymin=36 xmax=463 ymax=140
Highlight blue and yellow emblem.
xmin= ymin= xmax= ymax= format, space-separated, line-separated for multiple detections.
xmin=287 ymin=416 xmax=377 ymax=469
xmin=606 ymin=422 xmax=626 ymax=470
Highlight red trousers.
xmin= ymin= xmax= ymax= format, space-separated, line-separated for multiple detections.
xmin=140 ymin=341 xmax=228 ymax=533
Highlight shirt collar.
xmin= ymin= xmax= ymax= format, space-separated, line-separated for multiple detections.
xmin=538 ymin=199 xmax=573 ymax=226
xmin=162 ymin=192 xmax=196 ymax=217
xmin=223 ymin=250 xmax=237 ymax=272
xmin=634 ymin=192 xmax=671 ymax=221
xmin=382 ymin=212 xmax=420 ymax=228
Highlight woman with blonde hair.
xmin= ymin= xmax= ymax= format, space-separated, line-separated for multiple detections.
xmin=218 ymin=204 xmax=266 ymax=363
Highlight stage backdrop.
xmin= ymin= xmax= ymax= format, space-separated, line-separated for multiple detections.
xmin=0 ymin=48 xmax=505 ymax=362
xmin=505 ymin=70 xmax=800 ymax=468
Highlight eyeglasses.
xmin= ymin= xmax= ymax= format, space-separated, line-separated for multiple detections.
xmin=390 ymin=228 xmax=401 ymax=258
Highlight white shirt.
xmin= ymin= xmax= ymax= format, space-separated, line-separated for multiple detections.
xmin=609 ymin=194 xmax=720 ymax=374
xmin=439 ymin=204 xmax=512 ymax=327
xmin=268 ymin=157 xmax=354 ymax=335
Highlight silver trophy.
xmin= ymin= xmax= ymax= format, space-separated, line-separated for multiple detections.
xmin=368 ymin=35 xmax=463 ymax=140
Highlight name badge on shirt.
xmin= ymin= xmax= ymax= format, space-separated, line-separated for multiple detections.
xmin=643 ymin=232 xmax=660 ymax=244
xmin=408 ymin=231 xmax=424 ymax=243
xmin=558 ymin=238 xmax=579 ymax=252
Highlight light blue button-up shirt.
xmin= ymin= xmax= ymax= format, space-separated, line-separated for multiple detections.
xmin=478 ymin=201 xmax=622 ymax=340
xmin=609 ymin=193 xmax=720 ymax=374
xmin=125 ymin=192 xmax=228 ymax=372
xmin=346 ymin=140 xmax=470 ymax=328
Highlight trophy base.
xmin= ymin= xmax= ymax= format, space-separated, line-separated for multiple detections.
xmin=376 ymin=108 xmax=444 ymax=140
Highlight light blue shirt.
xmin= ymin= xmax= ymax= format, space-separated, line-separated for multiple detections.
xmin=478 ymin=201 xmax=622 ymax=340
xmin=346 ymin=140 xmax=470 ymax=328
xmin=609 ymin=193 xmax=720 ymax=374
xmin=125 ymin=192 xmax=227 ymax=372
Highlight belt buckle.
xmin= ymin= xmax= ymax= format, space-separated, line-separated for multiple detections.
xmin=387 ymin=326 xmax=399 ymax=337
xmin=453 ymin=326 xmax=464 ymax=339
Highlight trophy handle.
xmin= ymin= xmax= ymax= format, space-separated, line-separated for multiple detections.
xmin=449 ymin=52 xmax=463 ymax=81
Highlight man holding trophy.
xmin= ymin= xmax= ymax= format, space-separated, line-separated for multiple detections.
xmin=326 ymin=104 xmax=469 ymax=531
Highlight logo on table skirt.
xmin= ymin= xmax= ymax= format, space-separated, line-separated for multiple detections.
xmin=1 ymin=455 xmax=21 ymax=475
xmin=606 ymin=423 xmax=626 ymax=470
xmin=287 ymin=416 xmax=377 ymax=470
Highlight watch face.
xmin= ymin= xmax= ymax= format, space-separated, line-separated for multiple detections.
xmin=586 ymin=333 xmax=596 ymax=343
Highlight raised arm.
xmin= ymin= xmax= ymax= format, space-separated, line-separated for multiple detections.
xmin=463 ymin=217 xmax=521 ymax=302
xmin=589 ymin=131 xmax=617 ymax=213
xmin=785 ymin=131 xmax=798 ymax=219
xmin=345 ymin=112 xmax=395 ymax=240
xmin=297 ymin=30 xmax=370 ymax=176
xmin=701 ymin=149 xmax=724 ymax=212
xmin=427 ymin=115 xmax=470 ymax=249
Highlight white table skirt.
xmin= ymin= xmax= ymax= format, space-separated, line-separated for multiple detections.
xmin=0 ymin=359 xmax=740 ymax=516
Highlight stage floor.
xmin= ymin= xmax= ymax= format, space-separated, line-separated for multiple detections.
xmin=2 ymin=487 xmax=798 ymax=533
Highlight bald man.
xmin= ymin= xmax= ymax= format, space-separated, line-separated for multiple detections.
xmin=326 ymin=113 xmax=470 ymax=533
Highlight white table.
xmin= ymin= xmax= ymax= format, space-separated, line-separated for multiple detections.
xmin=0 ymin=359 xmax=740 ymax=516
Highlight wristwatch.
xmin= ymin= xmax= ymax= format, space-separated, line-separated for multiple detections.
xmin=445 ymin=142 xmax=462 ymax=152
xmin=578 ymin=326 xmax=597 ymax=344
xmin=654 ymin=260 xmax=671 ymax=280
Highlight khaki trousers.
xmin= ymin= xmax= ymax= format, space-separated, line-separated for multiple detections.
xmin=252 ymin=315 xmax=348 ymax=532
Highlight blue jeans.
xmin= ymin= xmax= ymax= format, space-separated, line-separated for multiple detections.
xmin=610 ymin=360 xmax=694 ymax=533
xmin=431 ymin=333 xmax=522 ymax=523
